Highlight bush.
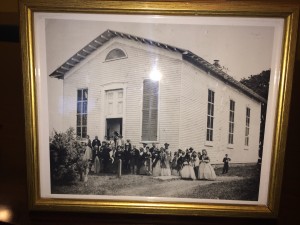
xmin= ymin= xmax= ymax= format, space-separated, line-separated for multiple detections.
xmin=49 ymin=127 xmax=84 ymax=185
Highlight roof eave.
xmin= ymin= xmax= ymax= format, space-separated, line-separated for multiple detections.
xmin=182 ymin=53 xmax=267 ymax=104
xmin=49 ymin=29 xmax=117 ymax=79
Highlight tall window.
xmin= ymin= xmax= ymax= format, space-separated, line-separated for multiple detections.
xmin=245 ymin=107 xmax=251 ymax=146
xmin=142 ymin=79 xmax=159 ymax=141
xmin=206 ymin=90 xmax=215 ymax=141
xmin=77 ymin=89 xmax=88 ymax=138
xmin=228 ymin=100 xmax=235 ymax=144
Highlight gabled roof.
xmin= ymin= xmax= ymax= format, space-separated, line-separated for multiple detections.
xmin=49 ymin=29 xmax=266 ymax=103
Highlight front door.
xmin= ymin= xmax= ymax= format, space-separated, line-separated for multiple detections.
xmin=105 ymin=89 xmax=124 ymax=138
xmin=106 ymin=118 xmax=122 ymax=138
xmin=106 ymin=89 xmax=123 ymax=117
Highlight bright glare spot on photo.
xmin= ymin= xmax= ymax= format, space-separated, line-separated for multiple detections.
xmin=0 ymin=207 xmax=13 ymax=222
xmin=150 ymin=68 xmax=162 ymax=81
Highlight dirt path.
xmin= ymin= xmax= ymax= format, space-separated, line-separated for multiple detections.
xmin=52 ymin=174 xmax=245 ymax=197
xmin=52 ymin=165 xmax=259 ymax=200
xmin=115 ymin=176 xmax=243 ymax=197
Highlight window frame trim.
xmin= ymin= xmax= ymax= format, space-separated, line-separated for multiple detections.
xmin=104 ymin=48 xmax=128 ymax=62
xmin=228 ymin=99 xmax=235 ymax=145
xmin=76 ymin=88 xmax=88 ymax=139
xmin=206 ymin=89 xmax=215 ymax=142
xmin=244 ymin=106 xmax=251 ymax=148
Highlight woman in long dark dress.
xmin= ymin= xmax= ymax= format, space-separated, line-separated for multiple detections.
xmin=171 ymin=152 xmax=180 ymax=176
xmin=152 ymin=147 xmax=163 ymax=177
xmin=138 ymin=146 xmax=152 ymax=175
xmin=93 ymin=146 xmax=101 ymax=174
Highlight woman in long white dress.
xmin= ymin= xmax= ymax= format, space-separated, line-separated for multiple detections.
xmin=82 ymin=142 xmax=93 ymax=183
xmin=180 ymin=151 xmax=196 ymax=180
xmin=160 ymin=150 xmax=171 ymax=176
xmin=83 ymin=143 xmax=93 ymax=162
xmin=198 ymin=149 xmax=216 ymax=180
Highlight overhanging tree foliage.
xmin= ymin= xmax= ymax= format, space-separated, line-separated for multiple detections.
xmin=240 ymin=70 xmax=270 ymax=160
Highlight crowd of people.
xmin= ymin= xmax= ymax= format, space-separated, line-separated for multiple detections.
xmin=78 ymin=133 xmax=224 ymax=183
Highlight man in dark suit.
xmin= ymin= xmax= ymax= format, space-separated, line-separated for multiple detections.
xmin=102 ymin=142 xmax=112 ymax=173
xmin=91 ymin=136 xmax=101 ymax=163
xmin=149 ymin=143 xmax=157 ymax=153
xmin=92 ymin=136 xmax=101 ymax=149
xmin=123 ymin=139 xmax=132 ymax=173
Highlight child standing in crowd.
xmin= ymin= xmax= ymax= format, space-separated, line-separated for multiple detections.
xmin=222 ymin=154 xmax=231 ymax=174
xmin=191 ymin=151 xmax=200 ymax=178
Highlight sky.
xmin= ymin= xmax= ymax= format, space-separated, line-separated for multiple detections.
xmin=44 ymin=13 xmax=277 ymax=81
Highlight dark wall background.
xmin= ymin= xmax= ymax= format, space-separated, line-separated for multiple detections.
xmin=0 ymin=1 xmax=299 ymax=224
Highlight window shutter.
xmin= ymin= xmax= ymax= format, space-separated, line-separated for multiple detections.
xmin=142 ymin=80 xmax=158 ymax=141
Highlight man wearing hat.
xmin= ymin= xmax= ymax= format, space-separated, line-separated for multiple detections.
xmin=130 ymin=145 xmax=140 ymax=175
xmin=142 ymin=142 xmax=148 ymax=153
xmin=123 ymin=139 xmax=132 ymax=173
xmin=164 ymin=143 xmax=172 ymax=163
xmin=117 ymin=135 xmax=125 ymax=147
xmin=188 ymin=147 xmax=194 ymax=157
xmin=176 ymin=149 xmax=184 ymax=172
xmin=149 ymin=143 xmax=157 ymax=154
xmin=113 ymin=131 xmax=119 ymax=147
xmin=149 ymin=143 xmax=158 ymax=162
xmin=102 ymin=141 xmax=112 ymax=173
xmin=86 ymin=135 xmax=92 ymax=147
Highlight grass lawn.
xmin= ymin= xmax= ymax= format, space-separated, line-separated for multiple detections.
xmin=178 ymin=175 xmax=260 ymax=200
xmin=52 ymin=164 xmax=261 ymax=201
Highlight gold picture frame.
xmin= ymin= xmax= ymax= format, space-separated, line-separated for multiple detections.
xmin=20 ymin=0 xmax=299 ymax=217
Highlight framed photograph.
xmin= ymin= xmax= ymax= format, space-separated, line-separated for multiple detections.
xmin=20 ymin=0 xmax=298 ymax=217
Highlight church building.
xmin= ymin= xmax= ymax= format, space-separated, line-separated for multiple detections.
xmin=49 ymin=30 xmax=265 ymax=164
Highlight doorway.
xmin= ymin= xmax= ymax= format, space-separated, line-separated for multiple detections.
xmin=106 ymin=118 xmax=122 ymax=139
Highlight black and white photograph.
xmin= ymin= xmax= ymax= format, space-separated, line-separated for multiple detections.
xmin=33 ymin=12 xmax=284 ymax=205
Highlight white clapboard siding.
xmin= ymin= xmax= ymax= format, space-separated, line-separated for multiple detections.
xmin=63 ymin=38 xmax=182 ymax=148
xmin=180 ymin=62 xmax=261 ymax=163
xmin=61 ymin=37 xmax=260 ymax=164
